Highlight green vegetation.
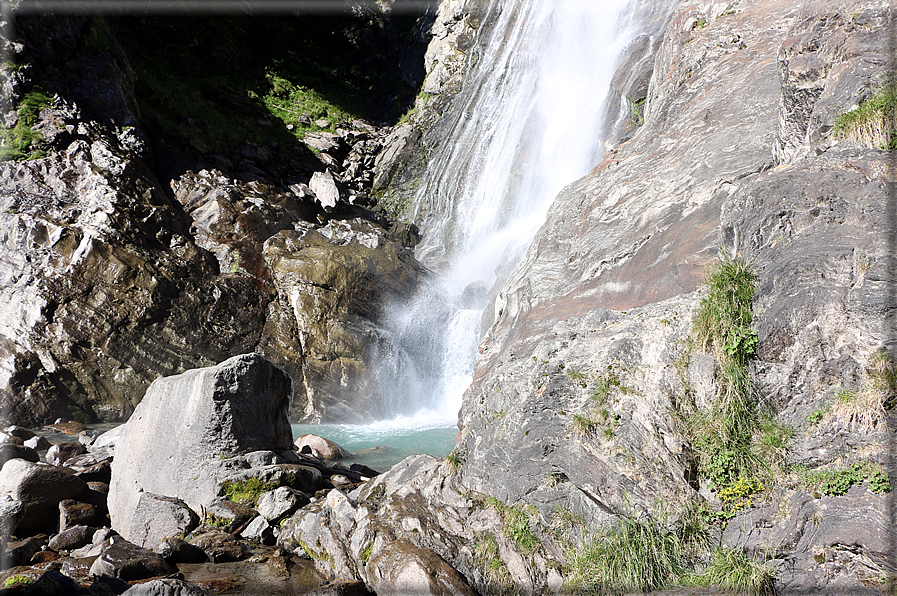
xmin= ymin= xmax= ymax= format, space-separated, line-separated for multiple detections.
xmin=827 ymin=350 xmax=896 ymax=430
xmin=798 ymin=460 xmax=891 ymax=496
xmin=625 ymin=96 xmax=646 ymax=127
xmin=203 ymin=512 xmax=231 ymax=528
xmin=220 ymin=476 xmax=280 ymax=505
xmin=568 ymin=366 xmax=633 ymax=440
xmin=683 ymin=548 xmax=776 ymax=596
xmin=0 ymin=89 xmax=52 ymax=161
xmin=478 ymin=496 xmax=542 ymax=555
xmin=360 ymin=538 xmax=375 ymax=564
xmin=444 ymin=450 xmax=463 ymax=474
xmin=475 ymin=534 xmax=513 ymax=591
xmin=833 ymin=81 xmax=897 ymax=150
xmin=82 ymin=15 xmax=111 ymax=54
xmin=2 ymin=575 xmax=34 ymax=589
xmin=682 ymin=256 xmax=765 ymax=491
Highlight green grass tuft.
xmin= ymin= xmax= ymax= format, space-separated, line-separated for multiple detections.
xmin=833 ymin=81 xmax=897 ymax=150
xmin=0 ymin=89 xmax=53 ymax=161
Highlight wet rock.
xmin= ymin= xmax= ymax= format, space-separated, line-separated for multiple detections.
xmin=48 ymin=524 xmax=96 ymax=551
xmin=108 ymin=354 xmax=292 ymax=543
xmin=187 ymin=529 xmax=244 ymax=563
xmin=294 ymin=435 xmax=352 ymax=461
xmin=263 ymin=220 xmax=424 ymax=422
xmin=155 ymin=537 xmax=208 ymax=564
xmin=58 ymin=499 xmax=100 ymax=531
xmin=46 ymin=441 xmax=87 ymax=466
xmin=0 ymin=459 xmax=87 ymax=533
xmin=119 ymin=493 xmax=199 ymax=549
xmin=89 ymin=536 xmax=177 ymax=581
xmin=256 ymin=486 xmax=310 ymax=523
xmin=120 ymin=578 xmax=211 ymax=595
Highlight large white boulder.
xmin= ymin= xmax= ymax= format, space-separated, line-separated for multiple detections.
xmin=108 ymin=354 xmax=292 ymax=543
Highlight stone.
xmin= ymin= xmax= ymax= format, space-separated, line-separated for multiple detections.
xmin=3 ymin=535 xmax=46 ymax=568
xmin=58 ymin=499 xmax=100 ymax=531
xmin=366 ymin=538 xmax=476 ymax=596
xmin=244 ymin=450 xmax=278 ymax=467
xmin=256 ymin=486 xmax=309 ymax=522
xmin=108 ymin=353 xmax=292 ymax=543
xmin=0 ymin=495 xmax=25 ymax=538
xmin=154 ymin=537 xmax=208 ymax=564
xmin=187 ymin=529 xmax=244 ymax=563
xmin=3 ymin=426 xmax=35 ymax=441
xmin=90 ymin=425 xmax=125 ymax=453
xmin=0 ymin=443 xmax=39 ymax=466
xmin=23 ymin=435 xmax=51 ymax=451
xmin=48 ymin=524 xmax=96 ymax=551
xmin=89 ymin=536 xmax=177 ymax=581
xmin=120 ymin=578 xmax=212 ymax=595
xmin=308 ymin=170 xmax=340 ymax=211
xmin=117 ymin=492 xmax=199 ymax=549
xmin=205 ymin=498 xmax=255 ymax=533
xmin=239 ymin=515 xmax=275 ymax=545
xmin=294 ymin=435 xmax=352 ymax=460
xmin=63 ymin=451 xmax=112 ymax=483
xmin=46 ymin=442 xmax=87 ymax=466
xmin=0 ymin=459 xmax=87 ymax=532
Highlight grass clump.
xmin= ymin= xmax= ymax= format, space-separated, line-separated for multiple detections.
xmin=0 ymin=89 xmax=53 ymax=161
xmin=685 ymin=547 xmax=776 ymax=596
xmin=564 ymin=516 xmax=690 ymax=594
xmin=683 ymin=256 xmax=763 ymax=490
xmin=829 ymin=350 xmax=897 ymax=430
xmin=443 ymin=450 xmax=463 ymax=474
xmin=833 ymin=81 xmax=897 ymax=150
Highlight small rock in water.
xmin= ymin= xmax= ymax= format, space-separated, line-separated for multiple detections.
xmin=294 ymin=434 xmax=352 ymax=460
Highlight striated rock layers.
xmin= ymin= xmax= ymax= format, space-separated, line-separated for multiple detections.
xmin=452 ymin=0 xmax=896 ymax=591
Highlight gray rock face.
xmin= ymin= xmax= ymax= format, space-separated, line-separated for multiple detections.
xmin=0 ymin=459 xmax=88 ymax=532
xmin=256 ymin=486 xmax=309 ymax=523
xmin=108 ymin=353 xmax=292 ymax=541
xmin=119 ymin=493 xmax=200 ymax=549
xmin=121 ymin=578 xmax=212 ymax=596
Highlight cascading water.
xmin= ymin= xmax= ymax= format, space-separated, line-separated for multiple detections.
xmin=343 ymin=0 xmax=677 ymax=439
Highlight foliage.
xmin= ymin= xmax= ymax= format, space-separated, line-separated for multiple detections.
xmin=799 ymin=460 xmax=891 ymax=496
xmin=482 ymin=497 xmax=542 ymax=555
xmin=625 ymin=96 xmax=646 ymax=127
xmin=563 ymin=516 xmax=690 ymax=595
xmin=220 ymin=477 xmax=280 ymax=505
xmin=0 ymin=89 xmax=52 ymax=161
xmin=571 ymin=413 xmax=599 ymax=437
xmin=82 ymin=15 xmax=111 ymax=54
xmin=203 ymin=513 xmax=231 ymax=528
xmin=360 ymin=539 xmax=375 ymax=564
xmin=832 ymin=81 xmax=897 ymax=150
xmin=2 ymin=575 xmax=34 ymax=589
xmin=444 ymin=450 xmax=463 ymax=474
xmin=687 ymin=548 xmax=777 ymax=596
xmin=718 ymin=477 xmax=764 ymax=512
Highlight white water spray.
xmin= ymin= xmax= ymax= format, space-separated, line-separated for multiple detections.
xmin=372 ymin=0 xmax=676 ymax=425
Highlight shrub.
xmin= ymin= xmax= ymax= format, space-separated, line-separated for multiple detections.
xmin=833 ymin=81 xmax=897 ymax=150
xmin=800 ymin=460 xmax=891 ymax=496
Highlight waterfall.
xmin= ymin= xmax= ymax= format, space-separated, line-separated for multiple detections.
xmin=370 ymin=0 xmax=677 ymax=426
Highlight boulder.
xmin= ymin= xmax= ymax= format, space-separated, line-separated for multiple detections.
xmin=114 ymin=492 xmax=199 ymax=549
xmin=121 ymin=578 xmax=212 ymax=595
xmin=46 ymin=442 xmax=87 ymax=466
xmin=366 ymin=539 xmax=476 ymax=596
xmin=256 ymin=486 xmax=309 ymax=522
xmin=294 ymin=435 xmax=352 ymax=460
xmin=23 ymin=435 xmax=51 ymax=451
xmin=204 ymin=498 xmax=255 ymax=533
xmin=239 ymin=515 xmax=275 ymax=545
xmin=0 ymin=459 xmax=88 ymax=532
xmin=3 ymin=535 xmax=46 ymax=568
xmin=63 ymin=451 xmax=112 ymax=483
xmin=58 ymin=499 xmax=100 ymax=531
xmin=154 ymin=537 xmax=208 ymax=564
xmin=89 ymin=536 xmax=178 ymax=581
xmin=0 ymin=495 xmax=25 ymax=538
xmin=3 ymin=426 xmax=35 ymax=441
xmin=308 ymin=170 xmax=341 ymax=211
xmin=0 ymin=444 xmax=39 ymax=466
xmin=48 ymin=524 xmax=97 ymax=551
xmin=108 ymin=353 xmax=292 ymax=543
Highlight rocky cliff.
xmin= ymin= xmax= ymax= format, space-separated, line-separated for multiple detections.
xmin=0 ymin=6 xmax=440 ymax=424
